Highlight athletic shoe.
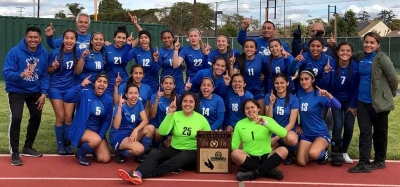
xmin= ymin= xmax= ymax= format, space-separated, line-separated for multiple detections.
xmin=75 ymin=152 xmax=90 ymax=166
xmin=342 ymin=153 xmax=353 ymax=164
xmin=317 ymin=150 xmax=328 ymax=165
xmin=115 ymin=152 xmax=125 ymax=164
xmin=371 ymin=161 xmax=386 ymax=170
xmin=264 ymin=169 xmax=284 ymax=180
xmin=135 ymin=155 xmax=144 ymax=164
xmin=57 ymin=147 xmax=67 ymax=155
xmin=64 ymin=146 xmax=74 ymax=155
xmin=283 ymin=154 xmax=294 ymax=165
xmin=11 ymin=153 xmax=23 ymax=166
xmin=117 ymin=169 xmax=143 ymax=185
xmin=348 ymin=163 xmax=372 ymax=173
xmin=21 ymin=147 xmax=43 ymax=157
xmin=236 ymin=171 xmax=255 ymax=181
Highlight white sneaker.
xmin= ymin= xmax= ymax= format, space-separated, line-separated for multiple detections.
xmin=343 ymin=153 xmax=353 ymax=164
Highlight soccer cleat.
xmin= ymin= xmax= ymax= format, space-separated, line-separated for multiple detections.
xmin=75 ymin=152 xmax=90 ymax=166
xmin=57 ymin=147 xmax=67 ymax=155
xmin=21 ymin=147 xmax=43 ymax=157
xmin=236 ymin=171 xmax=255 ymax=181
xmin=283 ymin=154 xmax=294 ymax=165
xmin=11 ymin=153 xmax=23 ymax=166
xmin=117 ymin=169 xmax=143 ymax=185
xmin=64 ymin=146 xmax=74 ymax=155
xmin=115 ymin=152 xmax=125 ymax=164
xmin=317 ymin=149 xmax=329 ymax=165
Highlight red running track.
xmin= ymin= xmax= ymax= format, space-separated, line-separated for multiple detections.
xmin=0 ymin=155 xmax=399 ymax=187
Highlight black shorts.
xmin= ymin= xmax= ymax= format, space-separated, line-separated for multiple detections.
xmin=240 ymin=153 xmax=270 ymax=171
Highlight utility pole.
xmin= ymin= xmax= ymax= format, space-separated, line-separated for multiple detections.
xmin=94 ymin=0 xmax=98 ymax=21
xmin=283 ymin=0 xmax=286 ymax=36
xmin=37 ymin=0 xmax=40 ymax=17
xmin=328 ymin=5 xmax=336 ymax=23
xmin=16 ymin=7 xmax=25 ymax=17
xmin=328 ymin=5 xmax=337 ymax=39
xmin=214 ymin=2 xmax=223 ymax=37
xmin=33 ymin=0 xmax=35 ymax=17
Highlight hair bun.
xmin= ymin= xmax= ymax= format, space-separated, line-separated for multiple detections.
xmin=117 ymin=25 xmax=127 ymax=31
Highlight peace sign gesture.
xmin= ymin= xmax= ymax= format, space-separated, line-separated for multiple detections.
xmin=168 ymin=96 xmax=177 ymax=115
xmin=153 ymin=46 xmax=159 ymax=62
xmin=324 ymin=58 xmax=332 ymax=73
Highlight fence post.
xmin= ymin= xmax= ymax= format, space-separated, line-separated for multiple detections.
xmin=388 ymin=37 xmax=391 ymax=59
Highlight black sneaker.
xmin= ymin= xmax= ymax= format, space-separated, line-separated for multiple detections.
xmin=21 ymin=147 xmax=43 ymax=157
xmin=283 ymin=154 xmax=294 ymax=165
xmin=371 ymin=161 xmax=386 ymax=170
xmin=236 ymin=171 xmax=255 ymax=181
xmin=264 ymin=169 xmax=284 ymax=180
xmin=115 ymin=152 xmax=125 ymax=164
xmin=348 ymin=163 xmax=372 ymax=173
xmin=11 ymin=153 xmax=23 ymax=166
xmin=317 ymin=150 xmax=328 ymax=165
xmin=135 ymin=155 xmax=144 ymax=164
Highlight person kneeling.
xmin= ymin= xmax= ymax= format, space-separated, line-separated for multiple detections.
xmin=232 ymin=99 xmax=288 ymax=181
xmin=64 ymin=73 xmax=113 ymax=166
xmin=110 ymin=84 xmax=155 ymax=164
xmin=117 ymin=92 xmax=211 ymax=185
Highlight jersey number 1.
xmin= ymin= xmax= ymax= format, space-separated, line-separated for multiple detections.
xmin=251 ymin=131 xmax=254 ymax=140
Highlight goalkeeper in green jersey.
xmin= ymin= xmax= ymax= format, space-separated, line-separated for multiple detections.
xmin=231 ymin=98 xmax=288 ymax=181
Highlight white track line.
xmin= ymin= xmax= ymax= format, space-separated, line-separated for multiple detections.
xmin=0 ymin=154 xmax=399 ymax=163
xmin=0 ymin=177 xmax=398 ymax=187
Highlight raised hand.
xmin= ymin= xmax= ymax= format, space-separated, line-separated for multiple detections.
xmin=52 ymin=56 xmax=59 ymax=69
xmin=295 ymin=50 xmax=305 ymax=62
xmin=328 ymin=33 xmax=336 ymax=47
xmin=269 ymin=90 xmax=276 ymax=105
xmin=128 ymin=13 xmax=138 ymax=25
xmin=81 ymin=46 xmax=90 ymax=59
xmin=174 ymin=39 xmax=181 ymax=51
xmin=81 ymin=75 xmax=92 ymax=87
xmin=127 ymin=32 xmax=134 ymax=45
xmin=223 ymin=71 xmax=231 ymax=85
xmin=185 ymin=77 xmax=192 ymax=91
xmin=118 ymin=93 xmax=125 ymax=107
xmin=168 ymin=96 xmax=177 ymax=114
xmin=229 ymin=52 xmax=236 ymax=66
xmin=153 ymin=46 xmax=159 ymax=61
xmin=324 ymin=58 xmax=332 ymax=73
xmin=156 ymin=87 xmax=164 ymax=100
xmin=316 ymin=86 xmax=329 ymax=97
xmin=115 ymin=72 xmax=122 ymax=87
xmin=241 ymin=16 xmax=252 ymax=31
xmin=282 ymin=48 xmax=289 ymax=59
xmin=45 ymin=23 xmax=55 ymax=37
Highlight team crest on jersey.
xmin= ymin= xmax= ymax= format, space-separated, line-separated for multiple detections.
xmin=24 ymin=57 xmax=39 ymax=81
xmin=78 ymin=41 xmax=90 ymax=50
xmin=260 ymin=46 xmax=271 ymax=56
xmin=323 ymin=47 xmax=328 ymax=52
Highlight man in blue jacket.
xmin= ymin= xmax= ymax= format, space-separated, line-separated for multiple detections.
xmin=2 ymin=26 xmax=49 ymax=166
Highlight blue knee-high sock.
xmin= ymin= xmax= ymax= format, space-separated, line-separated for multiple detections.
xmin=63 ymin=124 xmax=71 ymax=145
xmin=141 ymin=136 xmax=153 ymax=153
xmin=120 ymin=150 xmax=131 ymax=158
xmin=287 ymin=143 xmax=298 ymax=155
xmin=317 ymin=149 xmax=327 ymax=160
xmin=78 ymin=143 xmax=93 ymax=156
xmin=54 ymin=126 xmax=64 ymax=148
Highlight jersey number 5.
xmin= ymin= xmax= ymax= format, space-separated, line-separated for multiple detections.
xmin=182 ymin=127 xmax=192 ymax=136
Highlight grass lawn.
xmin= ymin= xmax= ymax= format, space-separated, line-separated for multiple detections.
xmin=0 ymin=81 xmax=399 ymax=160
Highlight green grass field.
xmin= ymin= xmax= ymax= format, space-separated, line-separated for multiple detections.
xmin=0 ymin=81 xmax=399 ymax=160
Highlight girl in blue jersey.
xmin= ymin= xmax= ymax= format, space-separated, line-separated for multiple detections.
xmin=103 ymin=26 xmax=133 ymax=96
xmin=289 ymin=36 xmax=335 ymax=90
xmin=186 ymin=57 xmax=230 ymax=96
xmin=172 ymin=28 xmax=211 ymax=81
xmin=264 ymin=73 xmax=299 ymax=165
xmin=198 ymin=77 xmax=225 ymax=130
xmin=158 ymin=30 xmax=185 ymax=94
xmin=264 ymin=39 xmax=295 ymax=94
xmin=47 ymin=30 xmax=80 ymax=155
xmin=114 ymin=64 xmax=152 ymax=117
xmin=207 ymin=34 xmax=240 ymax=65
xmin=75 ymin=32 xmax=105 ymax=85
xmin=110 ymin=84 xmax=155 ymax=164
xmin=326 ymin=42 xmax=359 ymax=165
xmin=224 ymin=73 xmax=254 ymax=131
xmin=230 ymin=39 xmax=265 ymax=114
xmin=349 ymin=32 xmax=398 ymax=173
xmin=125 ymin=30 xmax=160 ymax=93
xmin=296 ymin=70 xmax=341 ymax=167
xmin=149 ymin=76 xmax=179 ymax=147
xmin=64 ymin=73 xmax=113 ymax=166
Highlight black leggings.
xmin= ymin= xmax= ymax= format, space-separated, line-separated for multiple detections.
xmin=136 ymin=146 xmax=197 ymax=178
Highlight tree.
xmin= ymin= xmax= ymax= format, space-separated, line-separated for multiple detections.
xmin=220 ymin=13 xmax=260 ymax=31
xmin=65 ymin=3 xmax=85 ymax=18
xmin=55 ymin=10 xmax=67 ymax=19
xmin=159 ymin=2 xmax=214 ymax=35
xmin=98 ymin=0 xmax=123 ymax=15
xmin=326 ymin=10 xmax=358 ymax=37
xmin=218 ymin=23 xmax=238 ymax=37
xmin=358 ymin=11 xmax=370 ymax=21
xmin=389 ymin=19 xmax=400 ymax=30
xmin=377 ymin=10 xmax=397 ymax=25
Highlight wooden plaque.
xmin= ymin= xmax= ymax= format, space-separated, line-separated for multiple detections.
xmin=196 ymin=131 xmax=232 ymax=174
